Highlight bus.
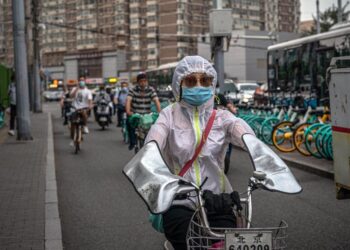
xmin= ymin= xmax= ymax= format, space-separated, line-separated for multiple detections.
xmin=267 ymin=23 xmax=350 ymax=100
xmin=146 ymin=62 xmax=178 ymax=89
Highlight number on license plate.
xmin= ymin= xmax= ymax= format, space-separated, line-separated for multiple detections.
xmin=225 ymin=231 xmax=272 ymax=250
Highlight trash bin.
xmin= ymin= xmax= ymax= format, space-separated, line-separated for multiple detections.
xmin=327 ymin=56 xmax=350 ymax=199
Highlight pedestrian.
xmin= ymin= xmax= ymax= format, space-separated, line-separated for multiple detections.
xmin=8 ymin=74 xmax=16 ymax=136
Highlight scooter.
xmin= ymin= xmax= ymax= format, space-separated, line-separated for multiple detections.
xmin=123 ymin=134 xmax=302 ymax=250
xmin=96 ymin=99 xmax=110 ymax=130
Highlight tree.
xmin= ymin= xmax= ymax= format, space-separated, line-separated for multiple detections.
xmin=301 ymin=4 xmax=350 ymax=36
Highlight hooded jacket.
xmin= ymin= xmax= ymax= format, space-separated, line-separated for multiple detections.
xmin=145 ymin=56 xmax=254 ymax=207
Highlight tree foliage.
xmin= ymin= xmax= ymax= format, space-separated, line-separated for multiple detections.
xmin=301 ymin=4 xmax=350 ymax=36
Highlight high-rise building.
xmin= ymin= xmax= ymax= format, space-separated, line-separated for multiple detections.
xmin=158 ymin=0 xmax=211 ymax=65
xmin=0 ymin=0 xmax=14 ymax=67
xmin=0 ymin=0 xmax=300 ymax=78
xmin=222 ymin=0 xmax=300 ymax=33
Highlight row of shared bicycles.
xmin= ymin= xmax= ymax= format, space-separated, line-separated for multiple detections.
xmin=235 ymin=91 xmax=333 ymax=160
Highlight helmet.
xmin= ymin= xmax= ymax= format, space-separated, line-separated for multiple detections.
xmin=136 ymin=72 xmax=147 ymax=82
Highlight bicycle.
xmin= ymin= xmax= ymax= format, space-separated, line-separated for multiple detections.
xmin=121 ymin=111 xmax=129 ymax=144
xmin=128 ymin=113 xmax=159 ymax=154
xmin=69 ymin=108 xmax=86 ymax=154
xmin=123 ymin=135 xmax=302 ymax=250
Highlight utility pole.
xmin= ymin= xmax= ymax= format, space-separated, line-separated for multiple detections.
xmin=316 ymin=0 xmax=321 ymax=34
xmin=12 ymin=0 xmax=32 ymax=140
xmin=209 ymin=0 xmax=232 ymax=85
xmin=32 ymin=0 xmax=42 ymax=112
xmin=338 ymin=0 xmax=343 ymax=23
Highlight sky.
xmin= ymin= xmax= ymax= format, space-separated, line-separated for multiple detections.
xmin=300 ymin=0 xmax=349 ymax=21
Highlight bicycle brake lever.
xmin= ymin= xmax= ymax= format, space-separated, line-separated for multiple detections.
xmin=199 ymin=177 xmax=208 ymax=189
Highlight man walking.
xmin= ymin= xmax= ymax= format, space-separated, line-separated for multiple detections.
xmin=8 ymin=75 xmax=16 ymax=136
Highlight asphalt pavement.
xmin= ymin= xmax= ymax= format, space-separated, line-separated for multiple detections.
xmin=49 ymin=101 xmax=350 ymax=250
xmin=1 ymin=102 xmax=350 ymax=250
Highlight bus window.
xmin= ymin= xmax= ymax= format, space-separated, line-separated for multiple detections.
xmin=300 ymin=44 xmax=311 ymax=87
xmin=277 ymin=50 xmax=286 ymax=89
xmin=335 ymin=35 xmax=350 ymax=57
xmin=285 ymin=47 xmax=301 ymax=91
xmin=316 ymin=38 xmax=335 ymax=98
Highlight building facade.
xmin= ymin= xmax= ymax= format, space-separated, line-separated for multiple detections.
xmin=0 ymin=0 xmax=301 ymax=81
xmin=198 ymin=30 xmax=299 ymax=83
xmin=222 ymin=0 xmax=300 ymax=33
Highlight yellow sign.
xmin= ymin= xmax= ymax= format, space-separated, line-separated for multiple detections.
xmin=108 ymin=77 xmax=118 ymax=83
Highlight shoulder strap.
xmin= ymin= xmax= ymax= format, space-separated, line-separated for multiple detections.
xmin=178 ymin=109 xmax=217 ymax=177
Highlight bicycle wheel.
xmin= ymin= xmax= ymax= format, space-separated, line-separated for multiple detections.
xmin=272 ymin=121 xmax=296 ymax=152
xmin=260 ymin=117 xmax=280 ymax=145
xmin=74 ymin=125 xmax=81 ymax=154
xmin=322 ymin=131 xmax=333 ymax=160
xmin=248 ymin=117 xmax=265 ymax=139
xmin=304 ymin=123 xmax=323 ymax=159
xmin=315 ymin=125 xmax=330 ymax=159
xmin=293 ymin=123 xmax=312 ymax=156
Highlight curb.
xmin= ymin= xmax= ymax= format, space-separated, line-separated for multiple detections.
xmin=281 ymin=155 xmax=334 ymax=179
xmin=45 ymin=112 xmax=63 ymax=250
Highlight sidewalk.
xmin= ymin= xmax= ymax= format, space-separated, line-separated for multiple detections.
xmin=272 ymin=147 xmax=334 ymax=179
xmin=0 ymin=111 xmax=62 ymax=250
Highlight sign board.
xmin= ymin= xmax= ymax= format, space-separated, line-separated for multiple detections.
xmin=209 ymin=9 xmax=233 ymax=37
xmin=85 ymin=78 xmax=103 ymax=84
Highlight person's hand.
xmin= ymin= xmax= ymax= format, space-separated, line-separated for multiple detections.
xmin=127 ymin=111 xmax=134 ymax=116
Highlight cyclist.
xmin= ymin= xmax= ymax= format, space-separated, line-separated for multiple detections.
xmin=125 ymin=72 xmax=161 ymax=150
xmin=114 ymin=81 xmax=129 ymax=127
xmin=93 ymin=83 xmax=112 ymax=123
xmin=70 ymin=77 xmax=92 ymax=141
xmin=60 ymin=85 xmax=73 ymax=125
xmin=145 ymin=56 xmax=255 ymax=250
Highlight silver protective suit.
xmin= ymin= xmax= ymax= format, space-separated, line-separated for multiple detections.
xmin=145 ymin=56 xmax=255 ymax=208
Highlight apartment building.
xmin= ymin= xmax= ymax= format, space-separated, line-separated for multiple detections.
xmin=41 ymin=0 xmax=130 ymax=81
xmin=157 ymin=0 xmax=211 ymax=65
xmin=222 ymin=0 xmax=300 ymax=33
xmin=1 ymin=0 xmax=300 ymax=79
xmin=0 ymin=0 xmax=14 ymax=67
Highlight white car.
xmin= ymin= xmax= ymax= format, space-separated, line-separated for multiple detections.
xmin=227 ymin=82 xmax=259 ymax=104
xmin=43 ymin=88 xmax=64 ymax=102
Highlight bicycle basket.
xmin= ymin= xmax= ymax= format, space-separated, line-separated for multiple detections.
xmin=186 ymin=211 xmax=287 ymax=250
xmin=140 ymin=114 xmax=154 ymax=130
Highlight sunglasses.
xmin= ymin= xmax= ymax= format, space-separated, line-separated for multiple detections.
xmin=182 ymin=74 xmax=214 ymax=88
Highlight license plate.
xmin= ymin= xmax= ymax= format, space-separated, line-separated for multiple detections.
xmin=225 ymin=231 xmax=272 ymax=250
xmin=100 ymin=117 xmax=107 ymax=122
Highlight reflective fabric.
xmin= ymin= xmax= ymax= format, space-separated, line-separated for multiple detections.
xmin=242 ymin=134 xmax=302 ymax=194
xmin=123 ymin=141 xmax=196 ymax=214
xmin=145 ymin=56 xmax=255 ymax=208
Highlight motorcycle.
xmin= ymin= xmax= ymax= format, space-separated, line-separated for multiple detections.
xmin=123 ymin=134 xmax=302 ymax=250
xmin=96 ymin=99 xmax=111 ymax=130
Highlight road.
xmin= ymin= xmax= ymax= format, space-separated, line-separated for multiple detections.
xmin=47 ymin=103 xmax=350 ymax=250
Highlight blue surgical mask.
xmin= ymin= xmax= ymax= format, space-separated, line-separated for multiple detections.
xmin=79 ymin=81 xmax=86 ymax=88
xmin=182 ymin=87 xmax=213 ymax=106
